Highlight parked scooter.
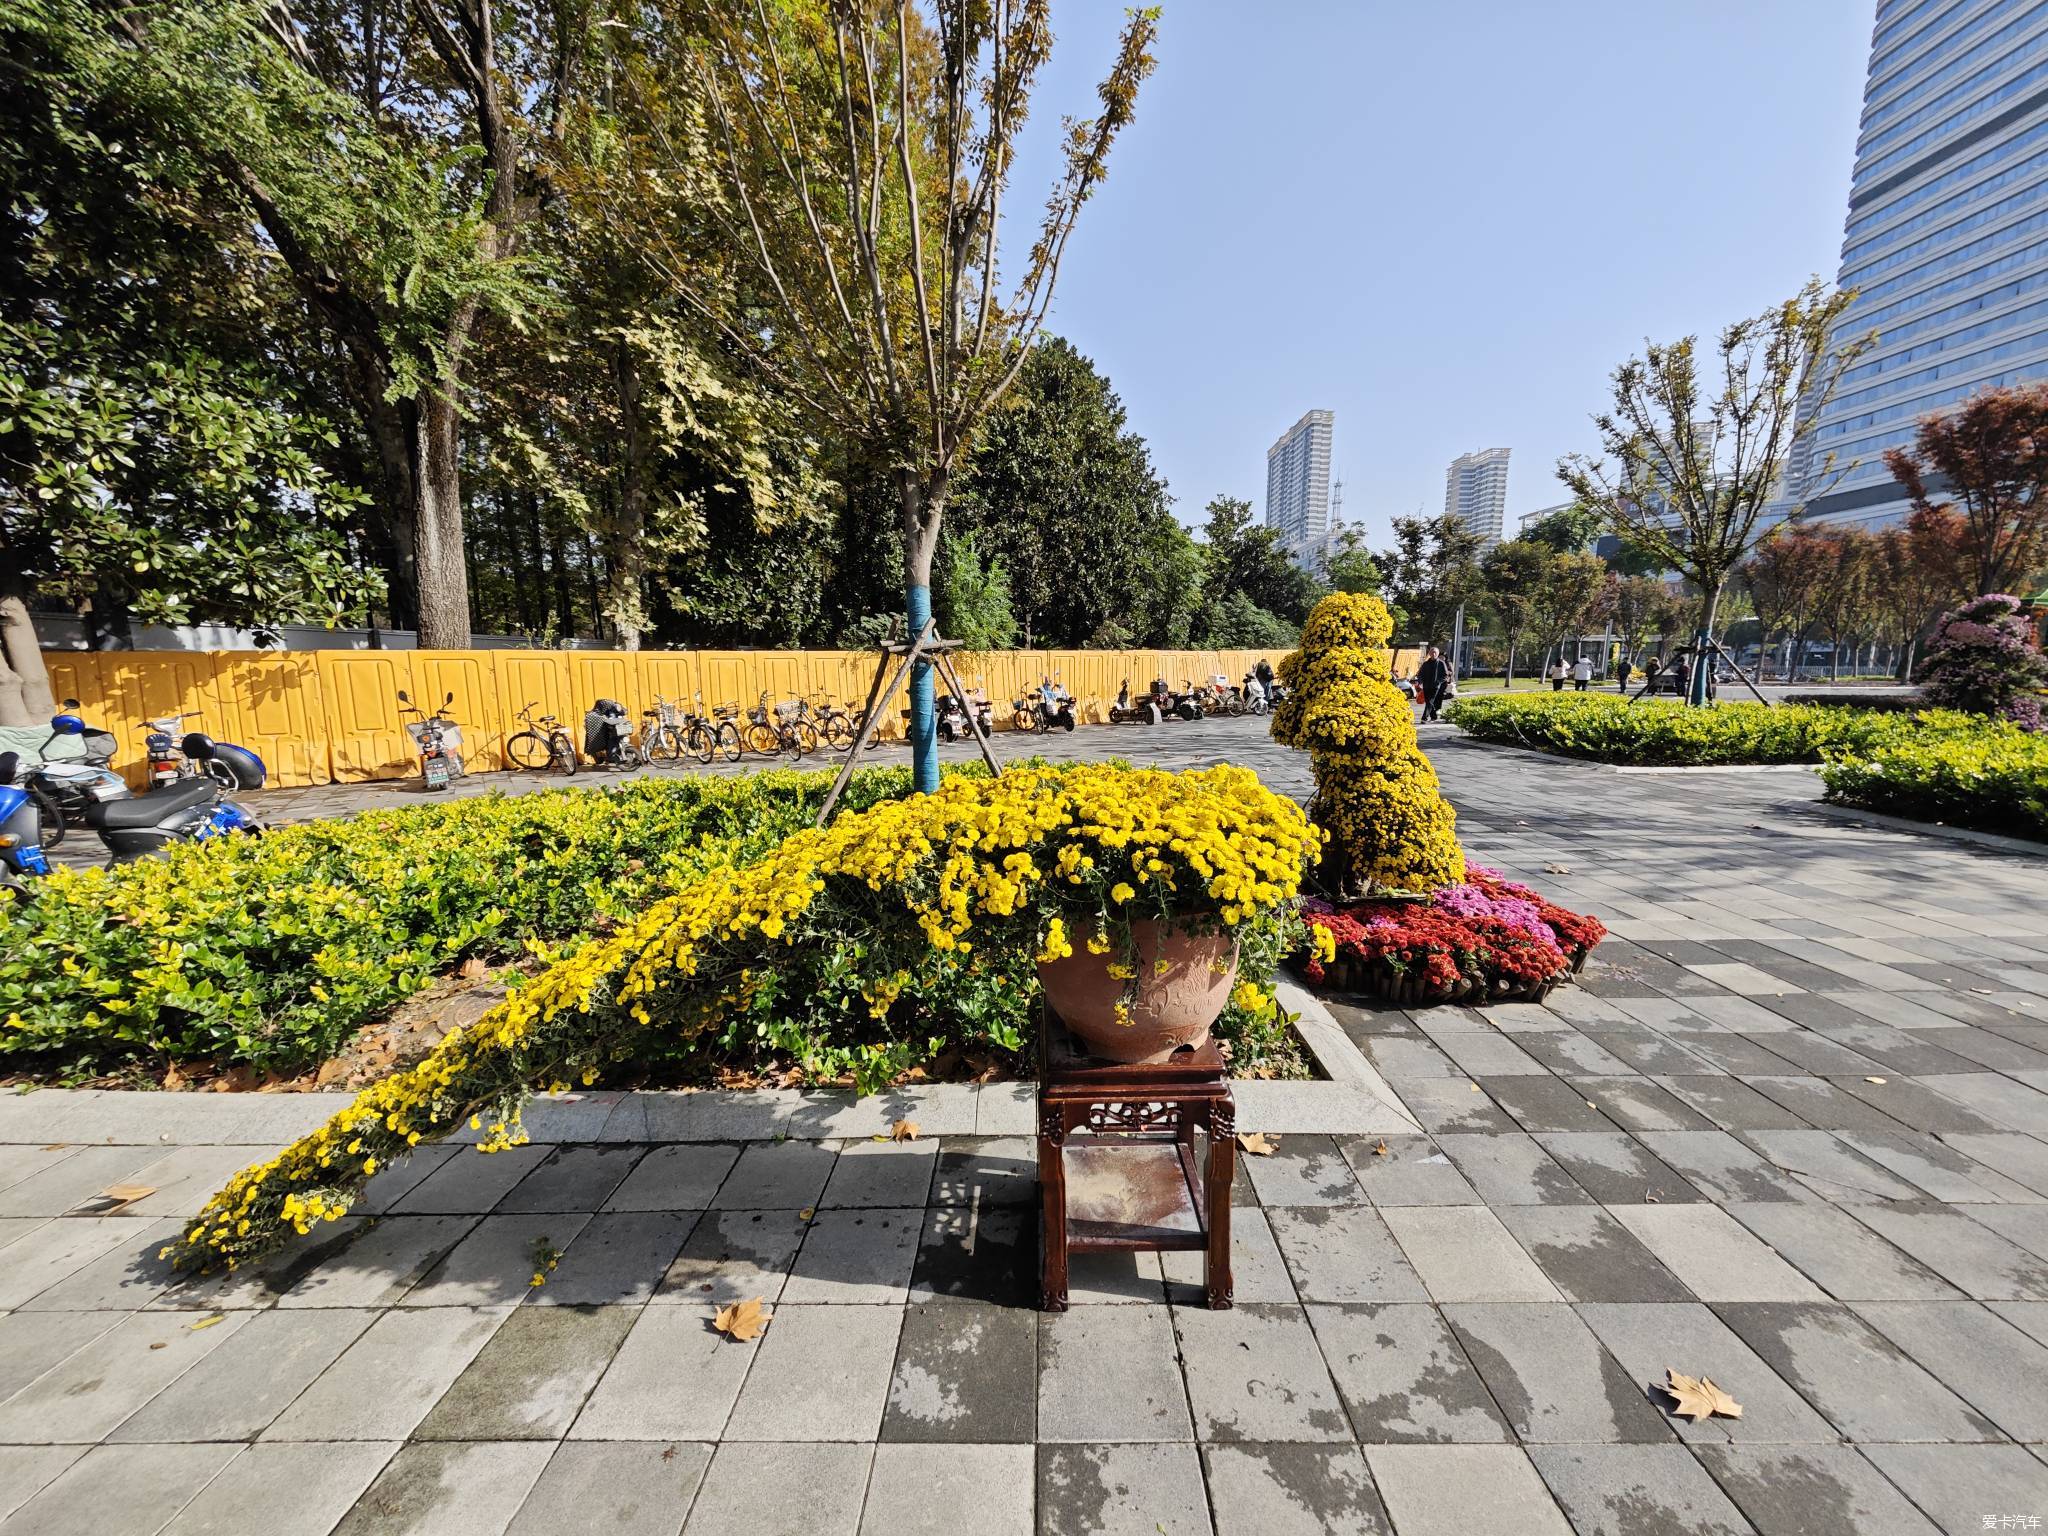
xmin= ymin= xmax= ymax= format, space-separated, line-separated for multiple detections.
xmin=583 ymin=699 xmax=638 ymax=768
xmin=26 ymin=704 xmax=129 ymax=845
xmin=398 ymin=691 xmax=467 ymax=790
xmin=1110 ymin=679 xmax=1163 ymax=725
xmin=139 ymin=713 xmax=267 ymax=791
xmin=0 ymin=753 xmax=54 ymax=898
xmin=1011 ymin=674 xmax=1076 ymax=734
xmin=936 ymin=692 xmax=972 ymax=743
xmin=82 ymin=772 xmax=263 ymax=864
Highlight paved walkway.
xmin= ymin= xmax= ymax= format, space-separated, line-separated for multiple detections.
xmin=6 ymin=727 xmax=2048 ymax=1533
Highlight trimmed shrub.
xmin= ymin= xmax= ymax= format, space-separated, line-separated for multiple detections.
xmin=1919 ymin=593 xmax=2048 ymax=731
xmin=1821 ymin=731 xmax=2048 ymax=842
xmin=1271 ymin=592 xmax=1465 ymax=893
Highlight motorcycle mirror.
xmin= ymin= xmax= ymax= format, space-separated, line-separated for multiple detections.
xmin=62 ymin=698 xmax=80 ymax=710
xmin=444 ymin=692 xmax=455 ymax=706
xmin=397 ymin=690 xmax=412 ymax=704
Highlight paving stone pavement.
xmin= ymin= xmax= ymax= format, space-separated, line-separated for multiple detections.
xmin=9 ymin=724 xmax=2048 ymax=1532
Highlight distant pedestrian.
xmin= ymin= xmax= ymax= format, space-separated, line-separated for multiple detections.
xmin=1572 ymin=656 xmax=1593 ymax=691
xmin=1640 ymin=657 xmax=1661 ymax=696
xmin=1550 ymin=658 xmax=1568 ymax=692
xmin=1615 ymin=655 xmax=1633 ymax=693
xmin=1670 ymin=651 xmax=1693 ymax=702
xmin=1417 ymin=644 xmax=1451 ymax=723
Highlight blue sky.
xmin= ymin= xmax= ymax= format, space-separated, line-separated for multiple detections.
xmin=1002 ymin=0 xmax=1876 ymax=545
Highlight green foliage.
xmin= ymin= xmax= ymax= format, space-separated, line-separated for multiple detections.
xmin=1822 ymin=730 xmax=2048 ymax=842
xmin=1445 ymin=691 xmax=1993 ymax=767
xmin=1380 ymin=512 xmax=1482 ymax=645
xmin=1199 ymin=494 xmax=1324 ymax=627
xmin=934 ymin=531 xmax=1018 ymax=650
xmin=1323 ymin=528 xmax=1384 ymax=596
xmin=1519 ymin=502 xmax=1602 ymax=554
xmin=1200 ymin=591 xmax=1297 ymax=648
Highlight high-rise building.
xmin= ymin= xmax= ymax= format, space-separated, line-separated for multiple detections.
xmin=1444 ymin=447 xmax=1511 ymax=548
xmin=1795 ymin=0 xmax=2048 ymax=529
xmin=1264 ymin=410 xmax=1334 ymax=566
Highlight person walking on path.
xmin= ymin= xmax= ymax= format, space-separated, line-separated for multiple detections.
xmin=1417 ymin=644 xmax=1451 ymax=723
xmin=1572 ymin=655 xmax=1593 ymax=691
xmin=1615 ymin=654 xmax=1633 ymax=693
xmin=1550 ymin=657 xmax=1569 ymax=692
xmin=1670 ymin=650 xmax=1693 ymax=702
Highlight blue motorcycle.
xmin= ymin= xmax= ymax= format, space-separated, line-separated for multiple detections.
xmin=0 ymin=752 xmax=54 ymax=899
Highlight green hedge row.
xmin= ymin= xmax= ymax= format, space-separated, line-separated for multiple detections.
xmin=1820 ymin=733 xmax=2048 ymax=843
xmin=0 ymin=769 xmax=920 ymax=1078
xmin=1442 ymin=693 xmax=1984 ymax=767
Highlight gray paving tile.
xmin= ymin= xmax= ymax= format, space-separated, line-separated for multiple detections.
xmin=724 ymin=1302 xmax=902 ymax=1441
xmin=0 ymin=1306 xmax=254 ymax=1444
xmin=1391 ymin=1077 xmax=1520 ymax=1134
xmin=276 ymin=1215 xmax=479 ymax=1308
xmin=417 ymin=1304 xmax=637 ymax=1440
xmin=1740 ymin=1077 xmax=1920 ymax=1135
xmin=1848 ymin=1203 xmax=2048 ymax=1300
xmin=109 ymin=1307 xmax=376 ymax=1443
xmin=401 ymin=1212 xmax=593 ymax=1307
xmin=930 ymin=1136 xmax=1037 ymax=1207
xmin=1738 ymin=1130 xmax=1927 ymax=1202
xmin=654 ymin=1208 xmax=809 ymax=1305
xmin=1716 ymin=1301 xmax=2003 ymax=1442
xmin=1608 ymin=1204 xmax=1828 ymax=1302
xmin=1381 ymin=1204 xmax=1563 ymax=1302
xmin=14 ymin=1215 xmax=181 ymax=1310
xmin=600 ymin=1142 xmax=740 ymax=1211
xmin=1724 ymin=1200 xmax=1962 ymax=1301
xmin=1921 ymin=1073 xmax=2048 ymax=1132
xmin=1307 ymin=1302 xmax=1512 ymax=1444
xmin=859 ymin=1442 xmax=1032 ymax=1536
xmin=1658 ymin=1072 xmax=1815 ymax=1129
xmin=1528 ymin=1443 xmax=1754 ymax=1535
xmin=1444 ymin=1303 xmax=1674 ymax=1444
xmin=1266 ymin=1204 xmax=1429 ymax=1303
xmin=264 ymin=1306 xmax=511 ymax=1440
xmin=353 ymin=1143 xmax=462 ymax=1215
xmin=709 ymin=1140 xmax=838 ymax=1210
xmin=1435 ymin=1032 xmax=1550 ymax=1076
xmin=505 ymin=1441 xmax=709 ymax=1536
xmin=158 ymin=1442 xmax=398 ymax=1536
xmin=1518 ymin=1031 xmax=1643 ymax=1077
xmin=0 ymin=1446 xmax=86 ymax=1522
xmin=1362 ymin=1036 xmax=1460 ymax=1077
xmin=390 ymin=1144 xmax=551 ymax=1214
xmin=1336 ymin=1134 xmax=1480 ymax=1205
xmin=0 ymin=1310 xmax=118 ymax=1401
xmin=496 ymin=1144 xmax=645 ymax=1212
xmin=1240 ymin=1135 xmax=1365 ymax=1205
xmin=331 ymin=1440 xmax=553 ymax=1536
xmin=527 ymin=1210 xmax=692 ymax=1306
xmin=0 ymin=1145 xmax=165 ymax=1218
xmin=907 ymin=1201 xmax=1031 ymax=1305
xmin=1162 ymin=1207 xmax=1297 ymax=1304
xmin=1695 ymin=1444 xmax=1940 ymax=1536
xmin=1363 ymin=1444 xmax=1574 ymax=1535
xmin=1484 ymin=1074 xmax=1622 ymax=1132
xmin=1172 ymin=1302 xmax=1349 ymax=1442
xmin=0 ymin=1214 xmax=157 ymax=1309
xmin=1038 ymin=1443 xmax=1211 ymax=1536
xmin=0 ymin=1442 xmax=240 ymax=1536
xmin=1200 ymin=1443 xmax=1390 ymax=1536
xmin=113 ymin=1145 xmax=266 ymax=1219
xmin=820 ymin=1139 xmax=938 ymax=1208
xmin=1855 ymin=1300 xmax=2048 ymax=1442
xmin=1434 ymin=1132 xmax=1592 ymax=1205
xmin=1860 ymin=1443 xmax=2048 ymax=1536
xmin=1569 ymin=1076 xmax=1719 ymax=1133
xmin=1494 ymin=1205 xmax=1694 ymax=1302
xmin=781 ymin=1206 xmax=922 ymax=1304
xmin=1575 ymin=1301 xmax=1840 ymax=1445
xmin=1536 ymin=1132 xmax=1704 ymax=1204
xmin=569 ymin=1301 xmax=757 ymax=1441
xmin=1834 ymin=1129 xmax=2041 ymax=1203
xmin=1635 ymin=1130 xmax=1815 ymax=1202
xmin=1942 ymin=1134 xmax=2048 ymax=1198
xmin=684 ymin=1441 xmax=870 ymax=1536
xmin=1966 ymin=1203 xmax=2048 ymax=1261
xmin=1037 ymin=1304 xmax=1193 ymax=1442
xmin=882 ymin=1299 xmax=1036 ymax=1443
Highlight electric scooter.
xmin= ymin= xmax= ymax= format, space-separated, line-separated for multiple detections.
xmin=0 ymin=753 xmax=53 ymax=899
xmin=140 ymin=713 xmax=267 ymax=791
xmin=81 ymin=774 xmax=264 ymax=864
xmin=398 ymin=691 xmax=467 ymax=790
xmin=27 ymin=705 xmax=130 ymax=845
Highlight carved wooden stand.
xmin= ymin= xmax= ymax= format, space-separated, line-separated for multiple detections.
xmin=1036 ymin=1013 xmax=1235 ymax=1311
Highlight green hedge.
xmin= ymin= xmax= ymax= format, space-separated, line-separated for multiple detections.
xmin=0 ymin=769 xmax=919 ymax=1078
xmin=1442 ymin=693 xmax=1982 ymax=767
xmin=1820 ymin=733 xmax=2048 ymax=842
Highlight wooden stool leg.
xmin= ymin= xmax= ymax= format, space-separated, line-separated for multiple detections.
xmin=1205 ymin=1095 xmax=1235 ymax=1309
xmin=1038 ymin=1105 xmax=1069 ymax=1312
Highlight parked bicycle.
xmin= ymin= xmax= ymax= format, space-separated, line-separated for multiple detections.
xmin=639 ymin=695 xmax=687 ymax=764
xmin=745 ymin=692 xmax=816 ymax=757
xmin=811 ymin=692 xmax=859 ymax=751
xmin=505 ymin=703 xmax=579 ymax=774
xmin=706 ymin=699 xmax=748 ymax=762
xmin=1013 ymin=674 xmax=1076 ymax=733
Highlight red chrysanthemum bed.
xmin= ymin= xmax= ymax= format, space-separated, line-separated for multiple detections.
xmin=1296 ymin=866 xmax=1605 ymax=1006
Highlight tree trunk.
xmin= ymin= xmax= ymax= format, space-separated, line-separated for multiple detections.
xmin=411 ymin=395 xmax=471 ymax=648
xmin=899 ymin=470 xmax=948 ymax=796
xmin=358 ymin=373 xmax=421 ymax=632
xmin=0 ymin=575 xmax=55 ymax=726
xmin=1689 ymin=584 xmax=1721 ymax=707
xmin=1505 ymin=640 xmax=1516 ymax=690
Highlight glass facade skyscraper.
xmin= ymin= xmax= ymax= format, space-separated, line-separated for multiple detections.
xmin=1444 ymin=447 xmax=1512 ymax=549
xmin=1799 ymin=0 xmax=2048 ymax=528
xmin=1265 ymin=410 xmax=1334 ymax=567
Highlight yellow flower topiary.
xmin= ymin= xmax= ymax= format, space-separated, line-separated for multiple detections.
xmin=1271 ymin=591 xmax=1465 ymax=894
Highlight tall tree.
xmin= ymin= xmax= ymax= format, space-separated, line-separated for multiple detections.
xmin=1323 ymin=527 xmax=1384 ymax=596
xmin=1199 ymin=494 xmax=1322 ymax=626
xmin=1477 ymin=538 xmax=1549 ymax=687
xmin=1741 ymin=526 xmax=1833 ymax=679
xmin=1379 ymin=512 xmax=1482 ymax=646
xmin=1884 ymin=382 xmax=2048 ymax=601
xmin=1559 ymin=278 xmax=1869 ymax=704
xmin=1809 ymin=529 xmax=1876 ymax=681
xmin=1528 ymin=551 xmax=1612 ymax=673
xmin=645 ymin=0 xmax=1157 ymax=791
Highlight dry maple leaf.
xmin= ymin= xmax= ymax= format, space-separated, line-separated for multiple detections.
xmin=1659 ymin=1368 xmax=1741 ymax=1421
xmin=1236 ymin=1132 xmax=1278 ymax=1156
xmin=459 ymin=957 xmax=488 ymax=981
xmin=1544 ymin=863 xmax=1572 ymax=874
xmin=90 ymin=1184 xmax=156 ymax=1214
xmin=714 ymin=1297 xmax=770 ymax=1342
xmin=890 ymin=1120 xmax=921 ymax=1142
xmin=1372 ymin=1140 xmax=1391 ymax=1158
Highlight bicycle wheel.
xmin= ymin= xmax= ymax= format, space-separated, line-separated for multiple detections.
xmin=1226 ymin=695 xmax=1245 ymax=717
xmin=715 ymin=721 xmax=744 ymax=762
xmin=822 ymin=712 xmax=853 ymax=750
xmin=684 ymin=723 xmax=716 ymax=765
xmin=744 ymin=721 xmax=779 ymax=756
xmin=649 ymin=725 xmax=683 ymax=764
xmin=506 ymin=730 xmax=552 ymax=771
xmin=549 ymin=730 xmax=579 ymax=775
xmin=791 ymin=721 xmax=819 ymax=757
xmin=31 ymin=784 xmax=65 ymax=849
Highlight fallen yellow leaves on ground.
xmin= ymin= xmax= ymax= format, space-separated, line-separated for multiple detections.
xmin=1236 ymin=1131 xmax=1278 ymax=1156
xmin=1659 ymin=1368 xmax=1742 ymax=1421
xmin=890 ymin=1120 xmax=920 ymax=1141
xmin=714 ymin=1298 xmax=770 ymax=1342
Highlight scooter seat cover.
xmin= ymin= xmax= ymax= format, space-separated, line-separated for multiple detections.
xmin=88 ymin=778 xmax=214 ymax=828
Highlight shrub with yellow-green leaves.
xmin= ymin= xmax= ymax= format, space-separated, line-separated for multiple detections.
xmin=169 ymin=762 xmax=1320 ymax=1272
xmin=1271 ymin=591 xmax=1465 ymax=894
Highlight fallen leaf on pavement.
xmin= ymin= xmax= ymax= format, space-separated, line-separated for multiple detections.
xmin=1658 ymin=1368 xmax=1742 ymax=1421
xmin=1544 ymin=864 xmax=1572 ymax=874
xmin=89 ymin=1184 xmax=156 ymax=1214
xmin=1236 ymin=1132 xmax=1278 ymax=1156
xmin=1864 ymin=1076 xmax=1887 ymax=1084
xmin=459 ymin=957 xmax=488 ymax=980
xmin=1372 ymin=1140 xmax=1391 ymax=1158
xmin=798 ymin=1207 xmax=815 ymax=1221
xmin=188 ymin=1315 xmax=225 ymax=1332
xmin=890 ymin=1120 xmax=920 ymax=1142
xmin=714 ymin=1297 xmax=770 ymax=1342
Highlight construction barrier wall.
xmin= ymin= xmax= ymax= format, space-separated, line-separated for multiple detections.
xmin=38 ymin=646 xmax=1415 ymax=788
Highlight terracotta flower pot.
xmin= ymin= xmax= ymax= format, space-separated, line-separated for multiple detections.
xmin=1037 ymin=919 xmax=1239 ymax=1064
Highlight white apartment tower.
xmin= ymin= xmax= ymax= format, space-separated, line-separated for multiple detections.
xmin=1264 ymin=410 xmax=1334 ymax=567
xmin=1444 ymin=447 xmax=1511 ymax=547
